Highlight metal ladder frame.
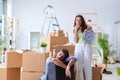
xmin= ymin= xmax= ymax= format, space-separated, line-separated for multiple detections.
xmin=37 ymin=5 xmax=61 ymax=48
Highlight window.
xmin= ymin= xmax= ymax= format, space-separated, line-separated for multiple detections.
xmin=29 ymin=32 xmax=40 ymax=49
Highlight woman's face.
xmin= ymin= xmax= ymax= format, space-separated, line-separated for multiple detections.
xmin=56 ymin=51 xmax=65 ymax=61
xmin=75 ymin=17 xmax=81 ymax=26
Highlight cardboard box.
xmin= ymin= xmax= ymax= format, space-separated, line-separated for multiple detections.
xmin=20 ymin=71 xmax=44 ymax=80
xmin=51 ymin=36 xmax=68 ymax=45
xmin=41 ymin=36 xmax=68 ymax=52
xmin=98 ymin=63 xmax=107 ymax=72
xmin=55 ymin=30 xmax=64 ymax=34
xmin=22 ymin=51 xmax=49 ymax=72
xmin=5 ymin=50 xmax=22 ymax=68
xmin=55 ymin=30 xmax=65 ymax=36
xmin=0 ymin=67 xmax=20 ymax=80
xmin=54 ymin=44 xmax=75 ymax=56
xmin=50 ymin=30 xmax=65 ymax=37
xmin=75 ymin=67 xmax=102 ymax=80
xmin=92 ymin=67 xmax=102 ymax=80
xmin=50 ymin=32 xmax=55 ymax=36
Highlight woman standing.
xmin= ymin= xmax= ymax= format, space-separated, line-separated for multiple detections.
xmin=73 ymin=14 xmax=93 ymax=80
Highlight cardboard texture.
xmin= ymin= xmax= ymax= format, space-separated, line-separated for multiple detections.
xmin=98 ymin=63 xmax=107 ymax=72
xmin=20 ymin=71 xmax=44 ymax=80
xmin=53 ymin=44 xmax=75 ymax=56
xmin=50 ymin=32 xmax=55 ymax=36
xmin=92 ymin=67 xmax=102 ymax=80
xmin=50 ymin=30 xmax=65 ymax=37
xmin=0 ymin=67 xmax=20 ymax=80
xmin=54 ymin=30 xmax=65 ymax=36
xmin=5 ymin=50 xmax=22 ymax=68
xmin=41 ymin=36 xmax=68 ymax=52
xmin=22 ymin=51 xmax=49 ymax=72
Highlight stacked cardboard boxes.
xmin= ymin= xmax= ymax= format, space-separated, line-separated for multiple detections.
xmin=20 ymin=51 xmax=49 ymax=80
xmin=0 ymin=67 xmax=20 ymax=80
xmin=0 ymin=51 xmax=22 ymax=80
xmin=0 ymin=50 xmax=50 ymax=80
xmin=5 ymin=51 xmax=22 ymax=68
xmin=41 ymin=30 xmax=68 ymax=53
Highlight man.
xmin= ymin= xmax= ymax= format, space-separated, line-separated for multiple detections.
xmin=40 ymin=48 xmax=77 ymax=80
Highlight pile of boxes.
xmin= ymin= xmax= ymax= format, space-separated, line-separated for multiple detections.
xmin=41 ymin=30 xmax=68 ymax=53
xmin=0 ymin=30 xmax=103 ymax=80
xmin=21 ymin=51 xmax=49 ymax=80
xmin=0 ymin=50 xmax=49 ymax=80
xmin=0 ymin=51 xmax=22 ymax=80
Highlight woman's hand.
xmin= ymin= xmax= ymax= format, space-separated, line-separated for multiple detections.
xmin=65 ymin=65 xmax=71 ymax=78
xmin=74 ymin=26 xmax=80 ymax=32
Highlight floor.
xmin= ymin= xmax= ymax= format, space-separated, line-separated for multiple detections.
xmin=102 ymin=63 xmax=120 ymax=80
xmin=0 ymin=62 xmax=120 ymax=80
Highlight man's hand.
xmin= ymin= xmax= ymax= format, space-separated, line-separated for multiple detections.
xmin=65 ymin=65 xmax=71 ymax=78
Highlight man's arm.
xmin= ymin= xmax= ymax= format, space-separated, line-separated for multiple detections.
xmin=51 ymin=58 xmax=67 ymax=69
xmin=65 ymin=58 xmax=76 ymax=78
xmin=51 ymin=56 xmax=76 ymax=79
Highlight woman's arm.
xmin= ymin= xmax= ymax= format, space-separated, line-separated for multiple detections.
xmin=73 ymin=28 xmax=78 ymax=43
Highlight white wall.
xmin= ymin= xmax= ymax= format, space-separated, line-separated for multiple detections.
xmin=9 ymin=0 xmax=120 ymax=49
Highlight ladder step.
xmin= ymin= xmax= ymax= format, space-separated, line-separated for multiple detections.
xmin=53 ymin=24 xmax=59 ymax=26
xmin=47 ymin=17 xmax=56 ymax=19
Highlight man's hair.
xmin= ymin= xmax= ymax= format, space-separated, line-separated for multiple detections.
xmin=61 ymin=48 xmax=69 ymax=59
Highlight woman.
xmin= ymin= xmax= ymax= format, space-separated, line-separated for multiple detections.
xmin=73 ymin=14 xmax=93 ymax=80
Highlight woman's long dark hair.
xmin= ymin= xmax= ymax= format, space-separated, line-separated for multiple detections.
xmin=73 ymin=14 xmax=87 ymax=33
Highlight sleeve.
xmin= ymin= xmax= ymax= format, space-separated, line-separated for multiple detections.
xmin=40 ymin=57 xmax=52 ymax=80
xmin=45 ymin=57 xmax=53 ymax=74
xmin=65 ymin=56 xmax=77 ymax=62
xmin=40 ymin=57 xmax=56 ymax=80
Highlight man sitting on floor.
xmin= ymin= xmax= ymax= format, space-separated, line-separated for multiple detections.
xmin=40 ymin=48 xmax=77 ymax=80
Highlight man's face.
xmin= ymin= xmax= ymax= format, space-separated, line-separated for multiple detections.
xmin=56 ymin=51 xmax=65 ymax=61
